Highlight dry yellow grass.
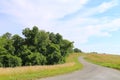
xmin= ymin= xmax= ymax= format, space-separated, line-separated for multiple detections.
xmin=0 ymin=53 xmax=82 ymax=80
xmin=85 ymin=53 xmax=120 ymax=69
xmin=0 ymin=62 xmax=75 ymax=76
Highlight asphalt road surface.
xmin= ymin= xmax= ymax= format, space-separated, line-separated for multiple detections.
xmin=39 ymin=57 xmax=120 ymax=80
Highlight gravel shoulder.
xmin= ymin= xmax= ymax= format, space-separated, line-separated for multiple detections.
xmin=38 ymin=57 xmax=120 ymax=80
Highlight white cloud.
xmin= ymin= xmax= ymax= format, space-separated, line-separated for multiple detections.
xmin=50 ymin=0 xmax=119 ymax=45
xmin=82 ymin=0 xmax=118 ymax=17
xmin=51 ymin=16 xmax=120 ymax=47
xmin=0 ymin=0 xmax=88 ymax=29
xmin=0 ymin=0 xmax=120 ymax=48
xmin=97 ymin=0 xmax=118 ymax=13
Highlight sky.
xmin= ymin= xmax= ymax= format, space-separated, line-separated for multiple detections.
xmin=0 ymin=0 xmax=120 ymax=54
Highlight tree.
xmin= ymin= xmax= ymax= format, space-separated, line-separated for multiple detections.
xmin=74 ymin=48 xmax=82 ymax=53
xmin=22 ymin=27 xmax=32 ymax=46
xmin=19 ymin=45 xmax=32 ymax=66
xmin=0 ymin=37 xmax=8 ymax=55
xmin=46 ymin=43 xmax=65 ymax=64
xmin=49 ymin=33 xmax=57 ymax=44
xmin=22 ymin=26 xmax=39 ymax=46
xmin=49 ymin=33 xmax=62 ymax=44
xmin=3 ymin=40 xmax=15 ymax=55
xmin=56 ymin=33 xmax=63 ymax=44
xmin=0 ymin=54 xmax=22 ymax=67
xmin=2 ymin=32 xmax=12 ymax=40
xmin=60 ymin=39 xmax=74 ymax=57
xmin=12 ymin=34 xmax=24 ymax=56
xmin=35 ymin=30 xmax=50 ymax=55
xmin=27 ymin=52 xmax=46 ymax=65
xmin=0 ymin=47 xmax=8 ymax=55
xmin=0 ymin=26 xmax=74 ymax=67
xmin=1 ymin=33 xmax=15 ymax=55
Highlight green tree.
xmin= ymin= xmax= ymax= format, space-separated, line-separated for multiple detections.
xmin=12 ymin=34 xmax=24 ymax=56
xmin=49 ymin=33 xmax=57 ymax=44
xmin=3 ymin=40 xmax=15 ymax=55
xmin=22 ymin=27 xmax=32 ymax=46
xmin=60 ymin=39 xmax=74 ymax=57
xmin=0 ymin=26 xmax=74 ymax=67
xmin=49 ymin=33 xmax=62 ymax=44
xmin=36 ymin=30 xmax=50 ymax=55
xmin=0 ymin=47 xmax=7 ymax=55
xmin=2 ymin=32 xmax=12 ymax=39
xmin=19 ymin=45 xmax=32 ymax=66
xmin=74 ymin=48 xmax=82 ymax=53
xmin=1 ymin=33 xmax=15 ymax=55
xmin=0 ymin=54 xmax=22 ymax=67
xmin=27 ymin=52 xmax=46 ymax=65
xmin=22 ymin=26 xmax=39 ymax=46
xmin=47 ymin=43 xmax=65 ymax=64
xmin=0 ymin=37 xmax=9 ymax=55
xmin=56 ymin=33 xmax=63 ymax=44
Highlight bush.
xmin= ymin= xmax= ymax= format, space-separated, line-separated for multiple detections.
xmin=0 ymin=47 xmax=8 ymax=55
xmin=0 ymin=26 xmax=74 ymax=67
xmin=46 ymin=43 xmax=65 ymax=64
xmin=0 ymin=62 xmax=3 ymax=67
xmin=47 ymin=51 xmax=64 ymax=65
xmin=0 ymin=54 xmax=22 ymax=67
xmin=74 ymin=48 xmax=82 ymax=53
xmin=27 ymin=52 xmax=47 ymax=65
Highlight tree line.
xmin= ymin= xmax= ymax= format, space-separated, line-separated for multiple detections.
xmin=0 ymin=26 xmax=74 ymax=67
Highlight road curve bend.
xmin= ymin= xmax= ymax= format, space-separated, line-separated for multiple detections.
xmin=38 ymin=57 xmax=120 ymax=80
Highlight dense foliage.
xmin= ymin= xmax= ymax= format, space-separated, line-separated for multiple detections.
xmin=0 ymin=26 xmax=74 ymax=67
xmin=74 ymin=48 xmax=82 ymax=53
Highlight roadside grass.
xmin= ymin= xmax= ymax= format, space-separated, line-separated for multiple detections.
xmin=85 ymin=53 xmax=120 ymax=70
xmin=0 ymin=53 xmax=82 ymax=80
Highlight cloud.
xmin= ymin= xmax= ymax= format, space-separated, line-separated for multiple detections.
xmin=0 ymin=0 xmax=88 ymax=29
xmin=51 ymin=0 xmax=119 ymax=45
xmin=52 ymin=16 xmax=120 ymax=47
xmin=97 ymin=0 xmax=118 ymax=13
xmin=0 ymin=0 xmax=120 ymax=48
xmin=82 ymin=0 xmax=118 ymax=17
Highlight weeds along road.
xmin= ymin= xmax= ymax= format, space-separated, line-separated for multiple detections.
xmin=39 ymin=57 xmax=120 ymax=80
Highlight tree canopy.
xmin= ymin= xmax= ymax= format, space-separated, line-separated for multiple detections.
xmin=0 ymin=26 xmax=74 ymax=67
xmin=74 ymin=48 xmax=82 ymax=53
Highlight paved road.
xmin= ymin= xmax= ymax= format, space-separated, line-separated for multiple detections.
xmin=39 ymin=57 xmax=120 ymax=80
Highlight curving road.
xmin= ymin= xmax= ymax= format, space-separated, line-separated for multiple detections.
xmin=39 ymin=57 xmax=120 ymax=80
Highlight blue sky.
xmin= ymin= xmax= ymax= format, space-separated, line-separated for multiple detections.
xmin=0 ymin=0 xmax=120 ymax=54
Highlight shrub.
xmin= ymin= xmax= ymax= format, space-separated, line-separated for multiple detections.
xmin=28 ymin=52 xmax=47 ymax=65
xmin=74 ymin=48 xmax=82 ymax=53
xmin=0 ymin=54 xmax=22 ymax=67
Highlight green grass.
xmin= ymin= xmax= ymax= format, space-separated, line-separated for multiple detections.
xmin=0 ymin=53 xmax=83 ymax=80
xmin=85 ymin=53 xmax=120 ymax=70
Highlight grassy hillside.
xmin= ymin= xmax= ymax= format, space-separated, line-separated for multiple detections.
xmin=85 ymin=53 xmax=120 ymax=70
xmin=0 ymin=53 xmax=82 ymax=80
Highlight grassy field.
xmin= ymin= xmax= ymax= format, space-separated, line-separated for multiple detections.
xmin=85 ymin=53 xmax=120 ymax=70
xmin=0 ymin=53 xmax=82 ymax=80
